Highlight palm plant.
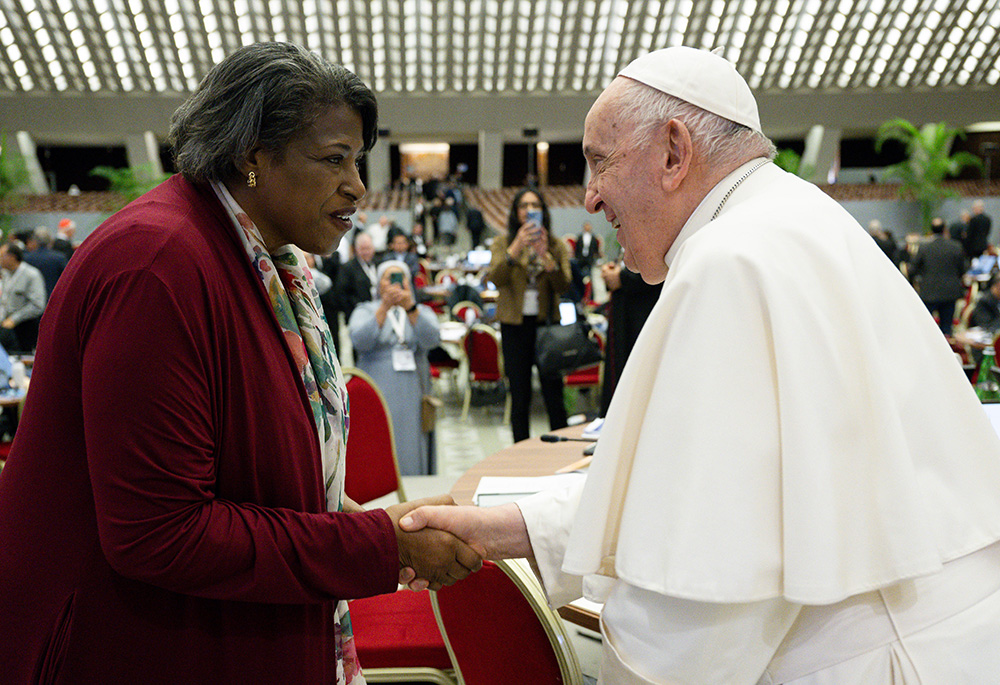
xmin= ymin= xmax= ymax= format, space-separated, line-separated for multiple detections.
xmin=89 ymin=163 xmax=170 ymax=208
xmin=773 ymin=148 xmax=815 ymax=180
xmin=875 ymin=118 xmax=983 ymax=233
xmin=0 ymin=131 xmax=30 ymax=239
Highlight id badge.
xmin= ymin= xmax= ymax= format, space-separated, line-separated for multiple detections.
xmin=392 ymin=346 xmax=417 ymax=372
xmin=522 ymin=288 xmax=539 ymax=315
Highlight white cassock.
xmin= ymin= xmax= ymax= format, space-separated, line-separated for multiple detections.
xmin=517 ymin=158 xmax=1000 ymax=684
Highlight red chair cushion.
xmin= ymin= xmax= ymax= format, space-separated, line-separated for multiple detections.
xmin=464 ymin=329 xmax=501 ymax=382
xmin=565 ymin=364 xmax=600 ymax=385
xmin=434 ymin=562 xmax=566 ymax=683
xmin=351 ymin=591 xmax=452 ymax=670
xmin=344 ymin=375 xmax=400 ymax=505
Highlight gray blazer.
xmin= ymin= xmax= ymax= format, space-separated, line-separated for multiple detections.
xmin=1 ymin=261 xmax=47 ymax=325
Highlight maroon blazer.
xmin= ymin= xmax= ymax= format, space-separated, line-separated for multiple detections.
xmin=0 ymin=176 xmax=398 ymax=683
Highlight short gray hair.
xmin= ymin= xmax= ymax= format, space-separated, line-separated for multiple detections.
xmin=33 ymin=226 xmax=52 ymax=245
xmin=616 ymin=78 xmax=775 ymax=169
xmin=169 ymin=42 xmax=378 ymax=183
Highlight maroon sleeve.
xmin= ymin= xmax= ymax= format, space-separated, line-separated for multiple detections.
xmin=81 ymin=267 xmax=398 ymax=603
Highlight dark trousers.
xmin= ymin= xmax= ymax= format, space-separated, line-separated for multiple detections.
xmin=501 ymin=317 xmax=568 ymax=443
xmin=0 ymin=318 xmax=39 ymax=354
xmin=924 ymin=299 xmax=957 ymax=335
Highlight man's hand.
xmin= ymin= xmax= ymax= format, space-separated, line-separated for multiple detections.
xmin=398 ymin=503 xmax=532 ymax=590
xmin=601 ymin=262 xmax=622 ymax=291
xmin=1 ymin=317 xmax=14 ymax=330
xmin=384 ymin=495 xmax=483 ymax=591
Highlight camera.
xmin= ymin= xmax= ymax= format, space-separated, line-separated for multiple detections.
xmin=389 ymin=271 xmax=404 ymax=286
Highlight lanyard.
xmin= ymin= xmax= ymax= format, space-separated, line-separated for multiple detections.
xmin=387 ymin=306 xmax=408 ymax=344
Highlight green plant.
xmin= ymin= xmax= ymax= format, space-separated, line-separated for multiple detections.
xmin=0 ymin=131 xmax=30 ymax=239
xmin=875 ymin=118 xmax=983 ymax=233
xmin=89 ymin=163 xmax=170 ymax=208
xmin=773 ymin=148 xmax=815 ymax=180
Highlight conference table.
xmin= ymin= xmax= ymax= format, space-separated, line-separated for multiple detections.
xmin=449 ymin=424 xmax=602 ymax=633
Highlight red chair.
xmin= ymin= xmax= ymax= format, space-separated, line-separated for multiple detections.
xmin=342 ymin=367 xmax=406 ymax=505
xmin=341 ymin=368 xmax=454 ymax=685
xmin=460 ymin=324 xmax=509 ymax=422
xmin=451 ymin=300 xmax=483 ymax=325
xmin=431 ymin=560 xmax=583 ymax=684
xmin=563 ymin=330 xmax=605 ymax=412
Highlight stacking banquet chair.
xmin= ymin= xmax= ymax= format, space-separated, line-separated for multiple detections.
xmin=460 ymin=324 xmax=510 ymax=423
xmin=430 ymin=559 xmax=584 ymax=685
xmin=451 ymin=300 xmax=483 ymax=325
xmin=340 ymin=367 xmax=455 ymax=685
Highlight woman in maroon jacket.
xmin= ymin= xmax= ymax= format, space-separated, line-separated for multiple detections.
xmin=0 ymin=42 xmax=479 ymax=684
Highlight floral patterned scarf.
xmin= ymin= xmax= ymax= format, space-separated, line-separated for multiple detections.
xmin=212 ymin=181 xmax=364 ymax=684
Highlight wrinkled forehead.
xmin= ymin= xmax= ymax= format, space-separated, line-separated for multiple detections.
xmin=583 ymin=78 xmax=632 ymax=150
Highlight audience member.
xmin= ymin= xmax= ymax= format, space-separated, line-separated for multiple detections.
xmin=598 ymin=260 xmax=662 ymax=416
xmin=866 ymin=219 xmax=898 ymax=263
xmin=21 ymin=226 xmax=68 ymax=296
xmin=465 ymin=204 xmax=488 ymax=248
xmin=909 ymin=217 xmax=967 ymax=335
xmin=336 ymin=230 xmax=378 ymax=321
xmin=400 ymin=46 xmax=1000 ymax=683
xmin=0 ymin=241 xmax=46 ymax=353
xmin=435 ymin=196 xmax=459 ymax=247
xmin=965 ymin=199 xmax=994 ymax=259
xmin=349 ymin=260 xmax=440 ymax=475
xmin=52 ymin=218 xmax=77 ymax=261
xmin=970 ymin=272 xmax=1000 ymax=333
xmin=486 ymin=188 xmax=570 ymax=442
xmin=366 ymin=214 xmax=394 ymax=252
xmin=384 ymin=225 xmax=419 ymax=277
xmin=410 ymin=221 xmax=430 ymax=257
xmin=307 ymin=252 xmax=343 ymax=354
xmin=950 ymin=210 xmax=971 ymax=251
xmin=573 ymin=221 xmax=602 ymax=270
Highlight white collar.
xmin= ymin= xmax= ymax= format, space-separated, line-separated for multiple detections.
xmin=663 ymin=157 xmax=771 ymax=269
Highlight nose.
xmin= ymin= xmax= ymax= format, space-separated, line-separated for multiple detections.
xmin=584 ymin=183 xmax=602 ymax=215
xmin=343 ymin=164 xmax=366 ymax=204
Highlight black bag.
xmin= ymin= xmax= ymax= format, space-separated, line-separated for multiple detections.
xmin=535 ymin=321 xmax=604 ymax=376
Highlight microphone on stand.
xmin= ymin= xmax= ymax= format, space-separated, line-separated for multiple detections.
xmin=540 ymin=434 xmax=597 ymax=443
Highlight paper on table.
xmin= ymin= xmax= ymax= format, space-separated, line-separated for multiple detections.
xmin=582 ymin=417 xmax=604 ymax=439
xmin=473 ymin=473 xmax=586 ymax=507
xmin=982 ymin=402 xmax=1000 ymax=437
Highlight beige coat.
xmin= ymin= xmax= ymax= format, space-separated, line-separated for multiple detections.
xmin=486 ymin=234 xmax=571 ymax=325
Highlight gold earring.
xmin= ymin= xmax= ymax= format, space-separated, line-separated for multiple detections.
xmin=247 ymin=171 xmax=257 ymax=188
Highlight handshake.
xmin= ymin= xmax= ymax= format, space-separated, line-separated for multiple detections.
xmin=383 ymin=495 xmax=530 ymax=591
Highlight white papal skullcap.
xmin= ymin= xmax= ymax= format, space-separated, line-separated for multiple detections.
xmin=618 ymin=46 xmax=762 ymax=132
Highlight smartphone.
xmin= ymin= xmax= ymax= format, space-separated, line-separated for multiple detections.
xmin=526 ymin=209 xmax=544 ymax=240
xmin=390 ymin=271 xmax=404 ymax=286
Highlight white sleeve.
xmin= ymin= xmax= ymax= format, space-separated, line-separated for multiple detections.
xmin=515 ymin=480 xmax=586 ymax=608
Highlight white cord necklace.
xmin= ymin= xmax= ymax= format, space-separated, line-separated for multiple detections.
xmin=712 ymin=160 xmax=769 ymax=220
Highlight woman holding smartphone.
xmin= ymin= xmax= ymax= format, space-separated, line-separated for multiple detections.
xmin=349 ymin=260 xmax=441 ymax=474
xmin=487 ymin=188 xmax=572 ymax=442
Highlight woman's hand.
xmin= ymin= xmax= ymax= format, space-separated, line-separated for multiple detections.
xmin=509 ymin=221 xmax=544 ymax=259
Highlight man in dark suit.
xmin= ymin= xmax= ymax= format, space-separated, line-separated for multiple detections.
xmin=909 ymin=217 xmax=967 ymax=335
xmin=335 ymin=230 xmax=378 ymax=322
xmin=964 ymin=200 xmax=993 ymax=259
xmin=573 ymin=222 xmax=602 ymax=270
xmin=465 ymin=206 xmax=487 ymax=249
xmin=20 ymin=227 xmax=67 ymax=297
xmin=970 ymin=273 xmax=1000 ymax=333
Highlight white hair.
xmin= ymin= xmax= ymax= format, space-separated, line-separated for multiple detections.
xmin=616 ymin=78 xmax=775 ymax=169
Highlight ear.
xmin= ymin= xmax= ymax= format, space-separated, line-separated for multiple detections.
xmin=236 ymin=145 xmax=268 ymax=177
xmin=660 ymin=119 xmax=693 ymax=192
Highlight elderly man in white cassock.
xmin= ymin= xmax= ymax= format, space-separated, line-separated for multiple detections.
xmin=400 ymin=47 xmax=1000 ymax=684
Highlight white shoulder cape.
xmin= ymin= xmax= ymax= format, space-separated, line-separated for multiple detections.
xmin=562 ymin=161 xmax=1000 ymax=605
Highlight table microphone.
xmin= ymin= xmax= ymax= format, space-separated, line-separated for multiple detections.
xmin=540 ymin=434 xmax=597 ymax=443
